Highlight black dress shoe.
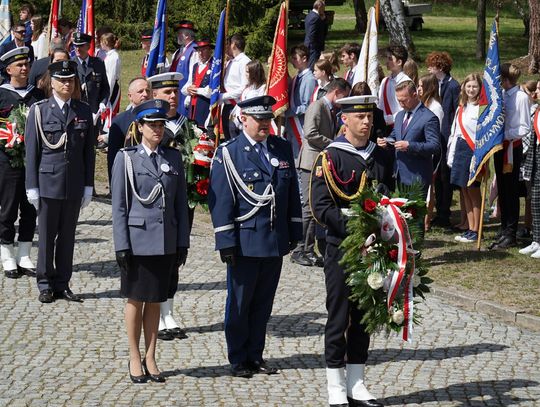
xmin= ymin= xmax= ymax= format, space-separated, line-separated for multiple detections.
xmin=230 ymin=364 xmax=253 ymax=378
xmin=54 ymin=289 xmax=83 ymax=302
xmin=157 ymin=329 xmax=174 ymax=340
xmin=306 ymin=252 xmax=324 ymax=267
xmin=169 ymin=327 xmax=188 ymax=339
xmin=4 ymin=269 xmax=23 ymax=279
xmin=18 ymin=265 xmax=36 ymax=277
xmin=38 ymin=289 xmax=55 ymax=303
xmin=290 ymin=251 xmax=314 ymax=266
xmin=348 ymin=397 xmax=384 ymax=407
xmin=488 ymin=236 xmax=516 ymax=250
xmin=142 ymin=359 xmax=166 ymax=383
xmin=248 ymin=360 xmax=279 ymax=375
xmin=128 ymin=361 xmax=148 ymax=384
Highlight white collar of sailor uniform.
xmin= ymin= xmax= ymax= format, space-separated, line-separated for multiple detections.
xmin=165 ymin=114 xmax=187 ymax=134
xmin=327 ymin=137 xmax=376 ymax=161
xmin=0 ymin=82 xmax=34 ymax=97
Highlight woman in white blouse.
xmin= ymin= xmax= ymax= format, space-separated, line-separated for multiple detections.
xmin=448 ymin=73 xmax=482 ymax=243
xmin=418 ymin=73 xmax=444 ymax=230
xmin=101 ymin=32 xmax=121 ymax=116
xmin=30 ymin=16 xmax=47 ymax=60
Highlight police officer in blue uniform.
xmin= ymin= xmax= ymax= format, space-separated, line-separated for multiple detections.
xmin=147 ymin=72 xmax=192 ymax=341
xmin=111 ymin=99 xmax=190 ymax=383
xmin=209 ymin=95 xmax=303 ymax=378
xmin=71 ymin=32 xmax=110 ymax=126
xmin=25 ymin=60 xmax=95 ymax=303
xmin=0 ymin=47 xmax=44 ymax=279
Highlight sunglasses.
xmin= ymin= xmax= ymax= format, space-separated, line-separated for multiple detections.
xmin=14 ymin=30 xmax=26 ymax=34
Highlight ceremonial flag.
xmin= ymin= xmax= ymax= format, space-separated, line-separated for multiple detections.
xmin=467 ymin=19 xmax=505 ymax=185
xmin=77 ymin=0 xmax=95 ymax=55
xmin=266 ymin=2 xmax=289 ymax=117
xmin=146 ymin=0 xmax=167 ymax=77
xmin=0 ymin=0 xmax=11 ymax=46
xmin=354 ymin=7 xmax=379 ymax=95
xmin=47 ymin=0 xmax=61 ymax=45
xmin=209 ymin=7 xmax=227 ymax=124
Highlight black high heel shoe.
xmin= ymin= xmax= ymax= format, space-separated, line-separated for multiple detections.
xmin=128 ymin=361 xmax=148 ymax=384
xmin=142 ymin=359 xmax=166 ymax=383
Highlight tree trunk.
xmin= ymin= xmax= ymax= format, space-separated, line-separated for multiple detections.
xmin=513 ymin=0 xmax=530 ymax=36
xmin=379 ymin=0 xmax=417 ymax=59
xmin=529 ymin=0 xmax=540 ymax=73
xmin=353 ymin=0 xmax=368 ymax=33
xmin=476 ymin=0 xmax=486 ymax=60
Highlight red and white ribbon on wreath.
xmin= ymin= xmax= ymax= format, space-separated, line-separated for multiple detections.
xmin=379 ymin=196 xmax=415 ymax=341
xmin=0 ymin=122 xmax=23 ymax=148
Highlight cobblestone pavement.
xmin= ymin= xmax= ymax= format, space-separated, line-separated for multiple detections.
xmin=1 ymin=201 xmax=539 ymax=407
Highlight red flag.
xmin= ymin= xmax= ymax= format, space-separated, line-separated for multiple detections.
xmin=87 ymin=0 xmax=95 ymax=55
xmin=266 ymin=2 xmax=289 ymax=118
xmin=47 ymin=0 xmax=60 ymax=47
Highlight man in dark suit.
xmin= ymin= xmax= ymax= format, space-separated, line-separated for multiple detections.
xmin=209 ymin=95 xmax=303 ymax=378
xmin=25 ymin=61 xmax=95 ymax=303
xmin=71 ymin=32 xmax=110 ymax=121
xmin=426 ymin=51 xmax=460 ymax=227
xmin=292 ymin=78 xmax=351 ymax=267
xmin=304 ymin=0 xmax=328 ymax=70
xmin=377 ymin=80 xmax=441 ymax=197
xmin=0 ymin=22 xmax=35 ymax=82
xmin=107 ymin=77 xmax=151 ymax=183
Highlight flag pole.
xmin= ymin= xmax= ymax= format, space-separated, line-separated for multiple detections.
xmin=375 ymin=0 xmax=380 ymax=28
xmin=476 ymin=167 xmax=490 ymax=250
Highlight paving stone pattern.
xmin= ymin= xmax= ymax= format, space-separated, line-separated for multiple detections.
xmin=0 ymin=201 xmax=539 ymax=406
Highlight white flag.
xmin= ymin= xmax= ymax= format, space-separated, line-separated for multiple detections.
xmin=353 ymin=7 xmax=379 ymax=96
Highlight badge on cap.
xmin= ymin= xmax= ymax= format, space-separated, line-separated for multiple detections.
xmin=270 ymin=158 xmax=279 ymax=167
xmin=160 ymin=163 xmax=170 ymax=173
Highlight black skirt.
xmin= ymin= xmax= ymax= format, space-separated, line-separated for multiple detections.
xmin=120 ymin=254 xmax=177 ymax=303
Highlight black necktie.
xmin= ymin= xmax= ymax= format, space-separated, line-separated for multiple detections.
xmin=150 ymin=152 xmax=158 ymax=172
xmin=62 ymin=103 xmax=69 ymax=119
xmin=82 ymin=60 xmax=87 ymax=73
xmin=255 ymin=143 xmax=271 ymax=173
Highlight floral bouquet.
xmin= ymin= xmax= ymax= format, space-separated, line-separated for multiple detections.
xmin=0 ymin=105 xmax=29 ymax=168
xmin=179 ymin=122 xmax=215 ymax=209
xmin=339 ymin=182 xmax=432 ymax=341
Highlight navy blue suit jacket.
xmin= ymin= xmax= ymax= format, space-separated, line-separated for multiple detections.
xmin=304 ymin=10 xmax=327 ymax=52
xmin=391 ymin=103 xmax=441 ymax=187
xmin=107 ymin=108 xmax=135 ymax=181
xmin=439 ymin=74 xmax=460 ymax=143
xmin=209 ymin=133 xmax=303 ymax=257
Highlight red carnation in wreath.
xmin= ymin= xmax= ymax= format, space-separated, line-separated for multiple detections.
xmin=388 ymin=248 xmax=398 ymax=262
xmin=363 ymin=199 xmax=377 ymax=213
xmin=196 ymin=179 xmax=210 ymax=197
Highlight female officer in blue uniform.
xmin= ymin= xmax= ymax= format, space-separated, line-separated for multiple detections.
xmin=111 ymin=99 xmax=190 ymax=383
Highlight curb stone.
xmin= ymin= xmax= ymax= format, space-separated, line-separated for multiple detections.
xmin=430 ymin=285 xmax=540 ymax=332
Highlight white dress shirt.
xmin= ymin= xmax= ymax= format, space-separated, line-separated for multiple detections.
xmin=378 ymin=71 xmax=411 ymax=125
xmin=503 ymin=85 xmax=531 ymax=141
xmin=104 ymin=49 xmax=121 ymax=93
xmin=181 ymin=59 xmax=213 ymax=106
xmin=222 ymin=52 xmax=251 ymax=104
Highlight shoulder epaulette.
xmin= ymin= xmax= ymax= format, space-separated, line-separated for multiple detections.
xmin=218 ymin=138 xmax=237 ymax=148
xmin=121 ymin=146 xmax=137 ymax=152
xmin=34 ymin=99 xmax=48 ymax=105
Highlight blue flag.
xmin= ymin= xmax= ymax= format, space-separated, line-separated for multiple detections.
xmin=468 ymin=19 xmax=505 ymax=186
xmin=0 ymin=0 xmax=11 ymax=46
xmin=209 ymin=8 xmax=226 ymax=122
xmin=146 ymin=0 xmax=168 ymax=77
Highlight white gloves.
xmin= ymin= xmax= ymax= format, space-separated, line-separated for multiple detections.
xmin=81 ymin=186 xmax=93 ymax=210
xmin=26 ymin=188 xmax=40 ymax=211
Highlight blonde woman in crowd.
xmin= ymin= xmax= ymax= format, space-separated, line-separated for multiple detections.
xmin=447 ymin=73 xmax=482 ymax=243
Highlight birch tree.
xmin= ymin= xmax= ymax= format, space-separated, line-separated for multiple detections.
xmin=379 ymin=0 xmax=417 ymax=58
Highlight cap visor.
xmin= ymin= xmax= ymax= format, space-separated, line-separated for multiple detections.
xmin=52 ymin=73 xmax=76 ymax=79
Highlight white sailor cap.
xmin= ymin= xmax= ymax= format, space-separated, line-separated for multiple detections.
xmin=0 ymin=47 xmax=30 ymax=66
xmin=238 ymin=95 xmax=276 ymax=119
xmin=147 ymin=72 xmax=184 ymax=89
xmin=336 ymin=95 xmax=378 ymax=112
